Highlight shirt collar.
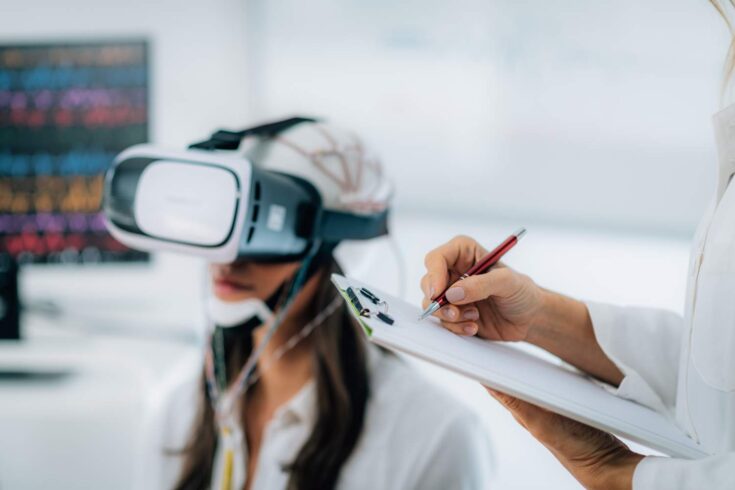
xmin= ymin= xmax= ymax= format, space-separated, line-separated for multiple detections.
xmin=273 ymin=378 xmax=317 ymax=427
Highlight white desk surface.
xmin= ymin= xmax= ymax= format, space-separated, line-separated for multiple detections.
xmin=0 ymin=314 xmax=201 ymax=490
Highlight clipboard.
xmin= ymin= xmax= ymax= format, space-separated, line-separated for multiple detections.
xmin=331 ymin=273 xmax=708 ymax=459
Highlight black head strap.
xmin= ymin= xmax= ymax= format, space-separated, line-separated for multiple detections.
xmin=318 ymin=209 xmax=389 ymax=242
xmin=189 ymin=116 xmax=320 ymax=151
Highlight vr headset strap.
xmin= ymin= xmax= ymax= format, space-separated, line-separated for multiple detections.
xmin=189 ymin=116 xmax=320 ymax=151
xmin=318 ymin=209 xmax=390 ymax=242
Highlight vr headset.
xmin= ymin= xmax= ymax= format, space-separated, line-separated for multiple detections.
xmin=103 ymin=117 xmax=389 ymax=263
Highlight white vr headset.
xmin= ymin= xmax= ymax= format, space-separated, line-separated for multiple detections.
xmin=103 ymin=117 xmax=389 ymax=263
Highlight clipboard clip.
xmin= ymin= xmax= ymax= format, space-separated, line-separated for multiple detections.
xmin=346 ymin=287 xmax=394 ymax=325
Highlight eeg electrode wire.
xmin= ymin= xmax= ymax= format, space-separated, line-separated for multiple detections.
xmin=204 ymin=240 xmax=323 ymax=417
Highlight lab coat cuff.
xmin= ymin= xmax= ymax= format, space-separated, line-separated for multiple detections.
xmin=585 ymin=301 xmax=632 ymax=361
xmin=630 ymin=455 xmax=735 ymax=490
xmin=634 ymin=452 xmax=735 ymax=489
xmin=584 ymin=302 xmax=670 ymax=415
xmin=632 ymin=456 xmax=666 ymax=490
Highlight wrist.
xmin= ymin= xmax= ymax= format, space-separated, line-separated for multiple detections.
xmin=526 ymin=290 xmax=590 ymax=347
xmin=524 ymin=288 xmax=625 ymax=384
xmin=599 ymin=452 xmax=644 ymax=490
xmin=526 ymin=289 xmax=565 ymax=344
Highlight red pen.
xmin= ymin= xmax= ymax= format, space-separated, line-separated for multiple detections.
xmin=419 ymin=227 xmax=527 ymax=320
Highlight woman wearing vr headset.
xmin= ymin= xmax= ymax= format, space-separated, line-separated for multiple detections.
xmin=104 ymin=119 xmax=491 ymax=489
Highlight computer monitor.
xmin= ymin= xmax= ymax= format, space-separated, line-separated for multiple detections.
xmin=0 ymin=40 xmax=149 ymax=340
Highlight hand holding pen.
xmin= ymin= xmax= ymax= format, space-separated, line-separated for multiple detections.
xmin=419 ymin=229 xmax=542 ymax=340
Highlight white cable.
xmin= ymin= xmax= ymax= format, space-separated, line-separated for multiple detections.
xmin=216 ymin=240 xmax=323 ymax=415
xmin=388 ymin=233 xmax=407 ymax=299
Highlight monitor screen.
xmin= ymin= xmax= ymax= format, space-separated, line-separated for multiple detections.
xmin=0 ymin=40 xmax=149 ymax=264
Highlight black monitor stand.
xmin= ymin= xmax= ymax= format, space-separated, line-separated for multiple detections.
xmin=0 ymin=257 xmax=20 ymax=341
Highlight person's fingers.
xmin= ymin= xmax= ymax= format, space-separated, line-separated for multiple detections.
xmin=439 ymin=320 xmax=479 ymax=336
xmin=487 ymin=387 xmax=601 ymax=450
xmin=488 ymin=391 xmax=643 ymax=490
xmin=420 ymin=297 xmax=479 ymax=334
xmin=461 ymin=306 xmax=480 ymax=321
xmin=435 ymin=305 xmax=479 ymax=322
xmin=427 ymin=235 xmax=485 ymax=271
xmin=486 ymin=387 xmax=547 ymax=432
xmin=423 ymin=236 xmax=487 ymax=299
xmin=421 ymin=259 xmax=447 ymax=300
xmin=445 ymin=267 xmax=517 ymax=305
xmin=420 ymin=274 xmax=433 ymax=300
xmin=418 ymin=301 xmax=479 ymax=322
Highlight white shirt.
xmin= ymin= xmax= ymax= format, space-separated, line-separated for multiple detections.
xmin=585 ymin=103 xmax=735 ymax=489
xmin=162 ymin=345 xmax=493 ymax=490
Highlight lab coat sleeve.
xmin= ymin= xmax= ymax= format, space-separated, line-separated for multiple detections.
xmin=633 ymin=453 xmax=735 ymax=489
xmin=585 ymin=302 xmax=684 ymax=413
xmin=412 ymin=411 xmax=494 ymax=490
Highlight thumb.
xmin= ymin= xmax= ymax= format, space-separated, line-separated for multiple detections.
xmin=445 ymin=267 xmax=516 ymax=305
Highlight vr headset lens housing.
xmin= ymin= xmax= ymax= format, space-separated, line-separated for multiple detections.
xmin=133 ymin=160 xmax=240 ymax=247
xmin=104 ymin=145 xmax=388 ymax=263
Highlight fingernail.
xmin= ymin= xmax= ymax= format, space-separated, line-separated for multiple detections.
xmin=446 ymin=287 xmax=465 ymax=303
xmin=463 ymin=325 xmax=476 ymax=335
xmin=446 ymin=308 xmax=457 ymax=319
xmin=429 ymin=285 xmax=436 ymax=299
xmin=463 ymin=309 xmax=479 ymax=320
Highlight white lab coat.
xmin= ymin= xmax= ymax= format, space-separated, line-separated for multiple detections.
xmin=585 ymin=103 xmax=735 ymax=489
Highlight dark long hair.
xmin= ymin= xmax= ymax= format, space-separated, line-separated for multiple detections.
xmin=173 ymin=259 xmax=370 ymax=490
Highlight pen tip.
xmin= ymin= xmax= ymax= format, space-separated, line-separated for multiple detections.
xmin=514 ymin=227 xmax=527 ymax=240
xmin=418 ymin=302 xmax=439 ymax=321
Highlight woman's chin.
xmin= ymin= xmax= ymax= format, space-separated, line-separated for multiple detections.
xmin=213 ymin=283 xmax=256 ymax=301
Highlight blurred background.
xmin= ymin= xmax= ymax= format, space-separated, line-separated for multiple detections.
xmin=0 ymin=0 xmax=729 ymax=488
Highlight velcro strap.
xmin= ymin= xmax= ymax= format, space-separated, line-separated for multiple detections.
xmin=189 ymin=116 xmax=319 ymax=151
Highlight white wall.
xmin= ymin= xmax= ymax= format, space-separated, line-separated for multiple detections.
xmin=1 ymin=0 xmax=251 ymax=336
xmin=245 ymin=0 xmax=729 ymax=236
